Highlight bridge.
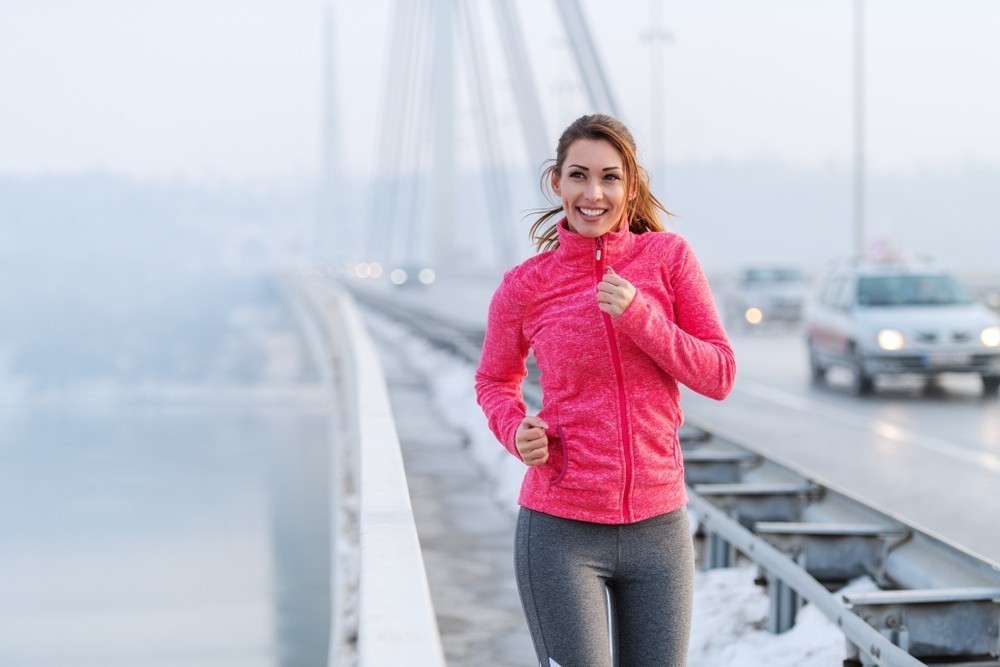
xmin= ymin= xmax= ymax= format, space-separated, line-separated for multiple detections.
xmin=299 ymin=266 xmax=1000 ymax=667
xmin=4 ymin=1 xmax=1000 ymax=666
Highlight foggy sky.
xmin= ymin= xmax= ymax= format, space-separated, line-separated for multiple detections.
xmin=2 ymin=0 xmax=1000 ymax=184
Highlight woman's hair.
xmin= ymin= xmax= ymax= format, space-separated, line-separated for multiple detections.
xmin=529 ymin=113 xmax=670 ymax=252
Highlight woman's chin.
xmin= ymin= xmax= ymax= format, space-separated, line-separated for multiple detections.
xmin=567 ymin=218 xmax=608 ymax=238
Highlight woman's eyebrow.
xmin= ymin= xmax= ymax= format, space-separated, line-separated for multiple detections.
xmin=567 ymin=163 xmax=623 ymax=171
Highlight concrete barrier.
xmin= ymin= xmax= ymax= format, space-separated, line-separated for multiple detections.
xmin=278 ymin=275 xmax=446 ymax=667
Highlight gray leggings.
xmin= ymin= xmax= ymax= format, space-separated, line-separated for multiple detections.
xmin=515 ymin=507 xmax=695 ymax=667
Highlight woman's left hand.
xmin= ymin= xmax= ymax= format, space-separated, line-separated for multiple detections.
xmin=596 ymin=266 xmax=636 ymax=319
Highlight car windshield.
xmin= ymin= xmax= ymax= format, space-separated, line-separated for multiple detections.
xmin=856 ymin=275 xmax=975 ymax=307
xmin=743 ymin=268 xmax=803 ymax=284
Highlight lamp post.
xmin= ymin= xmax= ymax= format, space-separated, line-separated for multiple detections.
xmin=853 ymin=0 xmax=866 ymax=260
xmin=642 ymin=0 xmax=674 ymax=169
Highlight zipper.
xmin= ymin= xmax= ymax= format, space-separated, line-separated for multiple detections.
xmin=595 ymin=237 xmax=633 ymax=522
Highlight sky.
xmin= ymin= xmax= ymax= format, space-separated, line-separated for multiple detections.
xmin=2 ymin=0 xmax=1000 ymax=184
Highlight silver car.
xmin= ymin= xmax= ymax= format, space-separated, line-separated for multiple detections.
xmin=805 ymin=262 xmax=1000 ymax=396
xmin=726 ymin=266 xmax=809 ymax=329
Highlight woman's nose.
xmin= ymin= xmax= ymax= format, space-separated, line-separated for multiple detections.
xmin=585 ymin=179 xmax=603 ymax=199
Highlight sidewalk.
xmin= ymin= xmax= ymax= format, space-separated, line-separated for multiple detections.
xmin=371 ymin=329 xmax=537 ymax=666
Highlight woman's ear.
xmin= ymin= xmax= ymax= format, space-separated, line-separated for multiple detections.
xmin=550 ymin=170 xmax=561 ymax=196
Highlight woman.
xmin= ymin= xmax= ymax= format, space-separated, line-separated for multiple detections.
xmin=475 ymin=114 xmax=735 ymax=666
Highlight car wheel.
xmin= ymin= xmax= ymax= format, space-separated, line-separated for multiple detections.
xmin=850 ymin=348 xmax=874 ymax=396
xmin=808 ymin=341 xmax=827 ymax=384
xmin=982 ymin=375 xmax=1000 ymax=397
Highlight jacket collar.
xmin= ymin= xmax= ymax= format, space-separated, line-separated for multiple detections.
xmin=553 ymin=217 xmax=635 ymax=268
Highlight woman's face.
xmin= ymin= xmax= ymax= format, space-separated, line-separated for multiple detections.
xmin=552 ymin=138 xmax=630 ymax=239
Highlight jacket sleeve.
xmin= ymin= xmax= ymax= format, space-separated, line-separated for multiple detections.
xmin=474 ymin=271 xmax=531 ymax=458
xmin=613 ymin=237 xmax=736 ymax=400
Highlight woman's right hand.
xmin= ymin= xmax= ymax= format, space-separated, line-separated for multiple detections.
xmin=515 ymin=416 xmax=550 ymax=466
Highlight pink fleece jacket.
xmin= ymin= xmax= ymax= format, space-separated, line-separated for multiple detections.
xmin=475 ymin=220 xmax=735 ymax=524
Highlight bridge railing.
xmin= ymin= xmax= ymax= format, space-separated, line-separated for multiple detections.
xmin=277 ymin=274 xmax=446 ymax=667
xmin=681 ymin=420 xmax=1000 ymax=667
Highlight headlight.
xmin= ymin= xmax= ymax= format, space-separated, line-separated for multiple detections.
xmin=744 ymin=307 xmax=763 ymax=325
xmin=418 ymin=268 xmax=436 ymax=285
xmin=981 ymin=326 xmax=1000 ymax=347
xmin=877 ymin=329 xmax=905 ymax=351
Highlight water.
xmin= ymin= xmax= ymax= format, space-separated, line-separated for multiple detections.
xmin=0 ymin=274 xmax=334 ymax=666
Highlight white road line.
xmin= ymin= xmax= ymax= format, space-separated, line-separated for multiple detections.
xmin=737 ymin=379 xmax=1000 ymax=474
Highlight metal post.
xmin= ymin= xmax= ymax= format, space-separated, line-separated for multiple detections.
xmin=852 ymin=0 xmax=866 ymax=260
xmin=767 ymin=571 xmax=801 ymax=633
xmin=643 ymin=0 xmax=673 ymax=169
xmin=318 ymin=2 xmax=339 ymax=261
xmin=706 ymin=531 xmax=731 ymax=569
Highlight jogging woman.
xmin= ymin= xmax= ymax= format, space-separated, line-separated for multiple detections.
xmin=475 ymin=113 xmax=735 ymax=666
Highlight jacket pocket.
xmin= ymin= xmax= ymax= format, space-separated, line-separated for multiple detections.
xmin=549 ymin=425 xmax=569 ymax=485
xmin=672 ymin=436 xmax=683 ymax=469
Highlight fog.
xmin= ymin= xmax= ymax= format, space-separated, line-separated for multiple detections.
xmin=2 ymin=1 xmax=1000 ymax=662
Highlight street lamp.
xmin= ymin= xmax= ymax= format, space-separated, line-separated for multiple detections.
xmin=853 ymin=0 xmax=866 ymax=260
xmin=641 ymin=0 xmax=674 ymax=169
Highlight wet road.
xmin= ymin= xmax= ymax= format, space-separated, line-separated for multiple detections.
xmin=681 ymin=325 xmax=1000 ymax=564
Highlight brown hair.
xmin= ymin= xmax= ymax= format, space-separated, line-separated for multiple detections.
xmin=529 ymin=113 xmax=670 ymax=252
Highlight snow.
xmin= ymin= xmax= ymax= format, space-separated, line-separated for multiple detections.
xmin=364 ymin=304 xmax=878 ymax=666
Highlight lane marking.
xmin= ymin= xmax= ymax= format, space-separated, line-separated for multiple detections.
xmin=734 ymin=379 xmax=812 ymax=411
xmin=737 ymin=379 xmax=1000 ymax=474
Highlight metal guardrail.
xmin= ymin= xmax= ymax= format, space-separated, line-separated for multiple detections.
xmin=680 ymin=424 xmax=1000 ymax=667
xmin=277 ymin=275 xmax=446 ymax=667
xmin=353 ymin=285 xmax=1000 ymax=667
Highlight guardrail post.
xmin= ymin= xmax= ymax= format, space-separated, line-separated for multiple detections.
xmin=766 ymin=570 xmax=800 ymax=633
xmin=881 ymin=626 xmax=910 ymax=653
xmin=705 ymin=531 xmax=733 ymax=570
xmin=766 ymin=552 xmax=805 ymax=633
xmin=843 ymin=637 xmax=861 ymax=666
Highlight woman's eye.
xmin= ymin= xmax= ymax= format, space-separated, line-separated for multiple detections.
xmin=569 ymin=171 xmax=585 ymax=179
xmin=604 ymin=174 xmax=621 ymax=181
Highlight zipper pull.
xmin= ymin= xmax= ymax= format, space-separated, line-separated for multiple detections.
xmin=596 ymin=238 xmax=603 ymax=261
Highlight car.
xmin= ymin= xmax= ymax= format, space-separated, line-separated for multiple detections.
xmin=726 ymin=266 xmax=809 ymax=329
xmin=805 ymin=261 xmax=1000 ymax=396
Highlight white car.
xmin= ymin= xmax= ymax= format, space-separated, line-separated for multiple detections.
xmin=805 ymin=262 xmax=1000 ymax=396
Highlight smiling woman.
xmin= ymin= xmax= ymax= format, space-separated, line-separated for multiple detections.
xmin=476 ymin=113 xmax=735 ymax=666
